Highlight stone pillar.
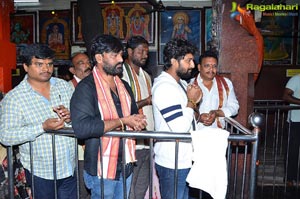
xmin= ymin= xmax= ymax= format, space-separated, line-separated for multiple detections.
xmin=213 ymin=1 xmax=263 ymax=198
xmin=217 ymin=0 xmax=261 ymax=126
xmin=0 ymin=0 xmax=16 ymax=93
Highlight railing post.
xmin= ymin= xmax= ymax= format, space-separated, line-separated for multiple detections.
xmin=249 ymin=127 xmax=259 ymax=199
xmin=52 ymin=134 xmax=58 ymax=199
xmin=248 ymin=112 xmax=264 ymax=199
xmin=7 ymin=146 xmax=13 ymax=199
xmin=174 ymin=140 xmax=179 ymax=199
xmin=149 ymin=138 xmax=154 ymax=199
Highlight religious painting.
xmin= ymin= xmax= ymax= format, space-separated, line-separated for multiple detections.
xmin=71 ymin=1 xmax=155 ymax=46
xmin=204 ymin=7 xmax=212 ymax=51
xmin=10 ymin=12 xmax=37 ymax=63
xmin=39 ymin=10 xmax=71 ymax=60
xmin=159 ymin=9 xmax=201 ymax=64
xmin=124 ymin=3 xmax=152 ymax=42
xmin=261 ymin=15 xmax=294 ymax=65
xmin=10 ymin=12 xmax=36 ymax=44
xmin=101 ymin=1 xmax=154 ymax=44
xmin=102 ymin=3 xmax=125 ymax=39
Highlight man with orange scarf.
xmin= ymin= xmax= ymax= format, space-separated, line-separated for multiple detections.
xmin=192 ymin=50 xmax=239 ymax=129
xmin=70 ymin=34 xmax=147 ymax=199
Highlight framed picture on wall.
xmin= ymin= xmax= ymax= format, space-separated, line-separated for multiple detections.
xmin=71 ymin=1 xmax=155 ymax=46
xmin=39 ymin=10 xmax=71 ymax=60
xmin=71 ymin=1 xmax=84 ymax=45
xmin=158 ymin=9 xmax=201 ymax=64
xmin=10 ymin=12 xmax=37 ymax=63
xmin=261 ymin=15 xmax=294 ymax=65
xmin=10 ymin=12 xmax=37 ymax=44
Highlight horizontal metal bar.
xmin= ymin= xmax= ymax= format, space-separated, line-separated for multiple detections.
xmin=46 ymin=128 xmax=258 ymax=142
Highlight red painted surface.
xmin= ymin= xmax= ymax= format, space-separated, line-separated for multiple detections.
xmin=220 ymin=0 xmax=262 ymax=127
xmin=0 ymin=0 xmax=16 ymax=92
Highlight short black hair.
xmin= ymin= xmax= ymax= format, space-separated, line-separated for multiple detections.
xmin=90 ymin=34 xmax=124 ymax=65
xmin=21 ymin=44 xmax=55 ymax=66
xmin=163 ymin=38 xmax=198 ymax=70
xmin=126 ymin=36 xmax=149 ymax=50
xmin=199 ymin=50 xmax=218 ymax=65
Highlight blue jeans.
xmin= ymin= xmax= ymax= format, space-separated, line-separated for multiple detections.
xmin=155 ymin=163 xmax=190 ymax=199
xmin=25 ymin=169 xmax=77 ymax=199
xmin=83 ymin=170 xmax=132 ymax=199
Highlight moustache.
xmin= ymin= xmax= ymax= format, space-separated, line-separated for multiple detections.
xmin=207 ymin=71 xmax=216 ymax=75
xmin=115 ymin=62 xmax=123 ymax=67
xmin=84 ymin=67 xmax=92 ymax=73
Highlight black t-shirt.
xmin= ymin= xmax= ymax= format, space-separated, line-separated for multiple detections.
xmin=111 ymin=90 xmax=134 ymax=180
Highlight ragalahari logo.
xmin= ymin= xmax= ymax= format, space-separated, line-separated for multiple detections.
xmin=230 ymin=2 xmax=238 ymax=13
xmin=230 ymin=2 xmax=244 ymax=20
xmin=230 ymin=1 xmax=298 ymax=18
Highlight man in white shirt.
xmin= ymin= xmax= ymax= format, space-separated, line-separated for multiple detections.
xmin=191 ymin=50 xmax=239 ymax=129
xmin=122 ymin=36 xmax=154 ymax=199
xmin=283 ymin=74 xmax=300 ymax=186
xmin=69 ymin=52 xmax=92 ymax=89
xmin=152 ymin=38 xmax=202 ymax=199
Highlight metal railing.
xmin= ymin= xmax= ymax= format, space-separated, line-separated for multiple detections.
xmin=254 ymin=100 xmax=300 ymax=199
xmin=4 ymin=115 xmax=261 ymax=199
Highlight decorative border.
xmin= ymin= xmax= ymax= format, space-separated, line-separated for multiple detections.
xmin=158 ymin=9 xmax=201 ymax=64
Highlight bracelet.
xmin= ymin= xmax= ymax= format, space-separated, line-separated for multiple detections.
xmin=188 ymin=99 xmax=197 ymax=109
xmin=119 ymin=118 xmax=124 ymax=131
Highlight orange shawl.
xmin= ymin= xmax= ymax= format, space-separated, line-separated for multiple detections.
xmin=93 ymin=67 xmax=136 ymax=179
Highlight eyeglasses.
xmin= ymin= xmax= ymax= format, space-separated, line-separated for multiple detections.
xmin=32 ymin=62 xmax=54 ymax=67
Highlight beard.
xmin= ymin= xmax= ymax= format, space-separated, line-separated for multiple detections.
xmin=103 ymin=62 xmax=123 ymax=76
xmin=132 ymin=56 xmax=147 ymax=68
xmin=176 ymin=65 xmax=192 ymax=80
